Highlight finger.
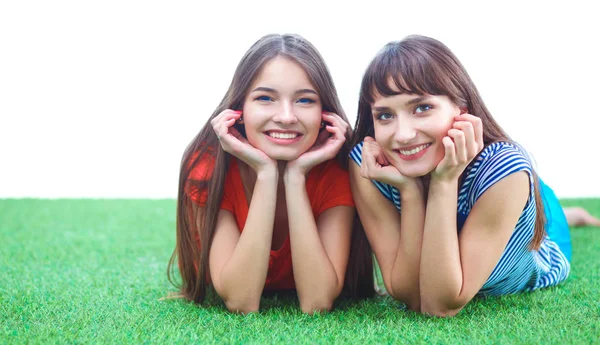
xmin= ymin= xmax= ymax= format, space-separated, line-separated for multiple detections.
xmin=453 ymin=114 xmax=475 ymax=121
xmin=324 ymin=124 xmax=346 ymax=142
xmin=322 ymin=113 xmax=349 ymax=133
xmin=310 ymin=125 xmax=337 ymax=154
xmin=229 ymin=126 xmax=247 ymax=143
xmin=361 ymin=146 xmax=378 ymax=179
xmin=315 ymin=125 xmax=331 ymax=145
xmin=362 ymin=137 xmax=387 ymax=165
xmin=213 ymin=117 xmax=234 ymax=140
xmin=219 ymin=118 xmax=237 ymax=137
xmin=442 ymin=136 xmax=456 ymax=166
xmin=455 ymin=114 xmax=484 ymax=150
xmin=374 ymin=145 xmax=389 ymax=166
xmin=453 ymin=120 xmax=477 ymax=158
xmin=376 ymin=152 xmax=388 ymax=166
xmin=315 ymin=126 xmax=345 ymax=159
xmin=215 ymin=119 xmax=240 ymax=152
xmin=360 ymin=151 xmax=371 ymax=178
xmin=212 ymin=109 xmax=241 ymax=125
xmin=448 ymin=129 xmax=467 ymax=163
xmin=212 ymin=110 xmax=241 ymax=135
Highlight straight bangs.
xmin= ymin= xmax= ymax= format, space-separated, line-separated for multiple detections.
xmin=360 ymin=43 xmax=464 ymax=106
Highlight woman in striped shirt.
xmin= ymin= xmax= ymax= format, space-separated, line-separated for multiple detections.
xmin=349 ymin=35 xmax=588 ymax=317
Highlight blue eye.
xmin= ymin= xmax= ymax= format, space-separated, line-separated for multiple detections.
xmin=376 ymin=113 xmax=393 ymax=121
xmin=255 ymin=95 xmax=273 ymax=102
xmin=297 ymin=98 xmax=316 ymax=104
xmin=415 ymin=104 xmax=432 ymax=113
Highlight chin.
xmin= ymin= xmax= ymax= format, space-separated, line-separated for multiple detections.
xmin=394 ymin=154 xmax=442 ymax=178
xmin=396 ymin=164 xmax=433 ymax=178
xmin=399 ymin=170 xmax=429 ymax=178
xmin=267 ymin=151 xmax=302 ymax=161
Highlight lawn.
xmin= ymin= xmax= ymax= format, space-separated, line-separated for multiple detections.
xmin=1 ymin=199 xmax=599 ymax=344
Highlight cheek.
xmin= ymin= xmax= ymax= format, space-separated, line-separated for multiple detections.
xmin=435 ymin=125 xmax=451 ymax=142
xmin=423 ymin=114 xmax=454 ymax=138
xmin=433 ymin=143 xmax=446 ymax=165
xmin=242 ymin=103 xmax=261 ymax=120
xmin=373 ymin=123 xmax=384 ymax=140
xmin=241 ymin=104 xmax=267 ymax=129
xmin=431 ymin=125 xmax=453 ymax=165
xmin=240 ymin=105 xmax=261 ymax=144
xmin=300 ymin=109 xmax=323 ymax=135
xmin=425 ymin=117 xmax=453 ymax=163
xmin=373 ymin=125 xmax=395 ymax=147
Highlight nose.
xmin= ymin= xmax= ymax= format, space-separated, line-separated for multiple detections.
xmin=394 ymin=117 xmax=418 ymax=143
xmin=273 ymin=102 xmax=298 ymax=125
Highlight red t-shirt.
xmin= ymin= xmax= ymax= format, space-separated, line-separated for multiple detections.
xmin=186 ymin=156 xmax=354 ymax=291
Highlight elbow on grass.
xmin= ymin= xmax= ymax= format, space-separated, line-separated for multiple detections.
xmin=388 ymin=289 xmax=420 ymax=313
xmin=299 ymin=297 xmax=334 ymax=314
xmin=420 ymin=299 xmax=464 ymax=318
xmin=224 ymin=298 xmax=260 ymax=315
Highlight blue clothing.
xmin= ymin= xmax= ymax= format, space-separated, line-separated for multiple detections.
xmin=539 ymin=179 xmax=572 ymax=261
xmin=350 ymin=141 xmax=570 ymax=296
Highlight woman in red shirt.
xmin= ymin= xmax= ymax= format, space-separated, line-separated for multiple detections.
xmin=168 ymin=34 xmax=373 ymax=313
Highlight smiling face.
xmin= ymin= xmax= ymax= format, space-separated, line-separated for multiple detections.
xmin=371 ymin=87 xmax=461 ymax=177
xmin=242 ymin=56 xmax=322 ymax=161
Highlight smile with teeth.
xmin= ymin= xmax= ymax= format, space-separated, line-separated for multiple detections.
xmin=398 ymin=143 xmax=430 ymax=156
xmin=267 ymin=132 xmax=300 ymax=139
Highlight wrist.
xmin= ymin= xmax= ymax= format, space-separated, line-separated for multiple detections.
xmin=428 ymin=178 xmax=457 ymax=194
xmin=395 ymin=178 xmax=422 ymax=194
xmin=430 ymin=169 xmax=461 ymax=184
xmin=283 ymin=168 xmax=306 ymax=186
xmin=256 ymin=166 xmax=278 ymax=181
xmin=399 ymin=182 xmax=425 ymax=201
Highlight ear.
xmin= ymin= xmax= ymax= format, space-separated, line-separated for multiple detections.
xmin=459 ymin=107 xmax=468 ymax=115
xmin=319 ymin=111 xmax=327 ymax=131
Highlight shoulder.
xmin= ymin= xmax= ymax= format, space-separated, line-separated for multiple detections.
xmin=462 ymin=142 xmax=534 ymax=206
xmin=187 ymin=147 xmax=219 ymax=181
xmin=467 ymin=141 xmax=534 ymax=185
xmin=474 ymin=142 xmax=533 ymax=171
xmin=186 ymin=149 xmax=235 ymax=205
xmin=349 ymin=141 xmax=365 ymax=167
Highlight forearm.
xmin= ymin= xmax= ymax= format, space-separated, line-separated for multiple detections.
xmin=285 ymin=175 xmax=340 ymax=313
xmin=218 ymin=171 xmax=278 ymax=309
xmin=389 ymin=185 xmax=426 ymax=311
xmin=419 ymin=180 xmax=463 ymax=311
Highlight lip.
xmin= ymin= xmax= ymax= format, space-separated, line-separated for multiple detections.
xmin=264 ymin=130 xmax=303 ymax=145
xmin=394 ymin=143 xmax=431 ymax=161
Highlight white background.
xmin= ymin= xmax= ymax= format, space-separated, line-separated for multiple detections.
xmin=1 ymin=0 xmax=598 ymax=199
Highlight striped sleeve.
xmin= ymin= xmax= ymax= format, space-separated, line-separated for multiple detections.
xmin=469 ymin=143 xmax=534 ymax=206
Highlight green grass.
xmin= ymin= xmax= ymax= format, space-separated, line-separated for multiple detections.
xmin=1 ymin=199 xmax=599 ymax=344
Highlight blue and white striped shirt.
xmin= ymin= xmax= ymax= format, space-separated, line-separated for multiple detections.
xmin=350 ymin=141 xmax=570 ymax=296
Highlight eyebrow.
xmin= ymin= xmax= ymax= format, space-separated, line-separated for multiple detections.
xmin=372 ymin=106 xmax=392 ymax=112
xmin=406 ymin=95 xmax=432 ymax=106
xmin=251 ymin=87 xmax=318 ymax=95
xmin=372 ymin=95 xmax=432 ymax=112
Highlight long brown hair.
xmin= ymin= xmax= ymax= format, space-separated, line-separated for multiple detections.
xmin=168 ymin=33 xmax=374 ymax=304
xmin=352 ymin=35 xmax=546 ymax=250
